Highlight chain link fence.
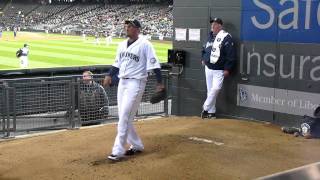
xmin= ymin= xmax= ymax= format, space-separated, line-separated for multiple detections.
xmin=0 ymin=73 xmax=170 ymax=138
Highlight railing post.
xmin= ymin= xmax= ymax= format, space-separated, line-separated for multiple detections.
xmin=76 ymin=80 xmax=81 ymax=128
xmin=69 ymin=81 xmax=77 ymax=129
xmin=4 ymin=85 xmax=10 ymax=138
xmin=11 ymin=87 xmax=16 ymax=137
xmin=1 ymin=85 xmax=5 ymax=138
xmin=163 ymin=70 xmax=169 ymax=117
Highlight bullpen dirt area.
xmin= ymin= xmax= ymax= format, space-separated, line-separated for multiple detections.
xmin=0 ymin=117 xmax=320 ymax=180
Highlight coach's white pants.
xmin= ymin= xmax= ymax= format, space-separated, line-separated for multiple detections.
xmin=19 ymin=56 xmax=28 ymax=68
xmin=112 ymin=78 xmax=146 ymax=156
xmin=203 ymin=67 xmax=224 ymax=113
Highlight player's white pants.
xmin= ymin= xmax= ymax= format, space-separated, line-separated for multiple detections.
xmin=112 ymin=78 xmax=146 ymax=156
xmin=203 ymin=67 xmax=224 ymax=113
xmin=19 ymin=56 xmax=28 ymax=68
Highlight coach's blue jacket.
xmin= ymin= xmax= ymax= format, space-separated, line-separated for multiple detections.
xmin=201 ymin=31 xmax=236 ymax=72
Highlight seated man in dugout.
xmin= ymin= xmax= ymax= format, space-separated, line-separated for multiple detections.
xmin=79 ymin=71 xmax=109 ymax=125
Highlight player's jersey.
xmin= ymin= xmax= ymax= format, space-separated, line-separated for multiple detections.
xmin=21 ymin=47 xmax=29 ymax=56
xmin=112 ymin=37 xmax=160 ymax=80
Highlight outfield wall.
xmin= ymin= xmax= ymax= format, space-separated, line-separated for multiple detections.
xmin=172 ymin=0 xmax=320 ymax=126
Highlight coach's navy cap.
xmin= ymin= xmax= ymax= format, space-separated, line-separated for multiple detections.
xmin=125 ymin=19 xmax=142 ymax=28
xmin=210 ymin=17 xmax=223 ymax=25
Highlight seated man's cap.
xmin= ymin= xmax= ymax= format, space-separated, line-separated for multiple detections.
xmin=210 ymin=17 xmax=223 ymax=25
xmin=125 ymin=19 xmax=142 ymax=28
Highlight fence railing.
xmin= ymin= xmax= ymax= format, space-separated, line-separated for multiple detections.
xmin=0 ymin=72 xmax=170 ymax=138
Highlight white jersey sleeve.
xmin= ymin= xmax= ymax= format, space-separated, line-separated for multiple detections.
xmin=145 ymin=41 xmax=161 ymax=71
xmin=112 ymin=42 xmax=124 ymax=68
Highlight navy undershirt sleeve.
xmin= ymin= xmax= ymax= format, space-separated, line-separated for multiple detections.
xmin=153 ymin=68 xmax=162 ymax=84
xmin=108 ymin=66 xmax=119 ymax=77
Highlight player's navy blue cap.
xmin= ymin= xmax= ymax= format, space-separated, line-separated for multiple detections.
xmin=210 ymin=17 xmax=223 ymax=25
xmin=125 ymin=19 xmax=142 ymax=28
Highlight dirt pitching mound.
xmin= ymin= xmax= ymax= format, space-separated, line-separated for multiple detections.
xmin=0 ymin=117 xmax=320 ymax=180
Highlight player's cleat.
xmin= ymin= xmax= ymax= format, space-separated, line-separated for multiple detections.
xmin=201 ymin=110 xmax=209 ymax=119
xmin=201 ymin=110 xmax=216 ymax=119
xmin=107 ymin=154 xmax=122 ymax=161
xmin=124 ymin=148 xmax=143 ymax=156
xmin=208 ymin=113 xmax=216 ymax=119
xmin=281 ymin=127 xmax=301 ymax=134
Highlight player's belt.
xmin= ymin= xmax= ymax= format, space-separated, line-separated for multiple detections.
xmin=122 ymin=77 xmax=139 ymax=80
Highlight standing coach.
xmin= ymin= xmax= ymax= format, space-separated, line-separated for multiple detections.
xmin=200 ymin=17 xmax=236 ymax=119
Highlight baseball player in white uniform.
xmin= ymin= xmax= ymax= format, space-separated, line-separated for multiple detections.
xmin=82 ymin=30 xmax=86 ymax=42
xmin=19 ymin=44 xmax=29 ymax=68
xmin=103 ymin=19 xmax=164 ymax=161
xmin=105 ymin=31 xmax=112 ymax=46
xmin=94 ymin=32 xmax=100 ymax=45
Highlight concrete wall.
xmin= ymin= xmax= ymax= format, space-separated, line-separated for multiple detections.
xmin=172 ymin=0 xmax=320 ymax=126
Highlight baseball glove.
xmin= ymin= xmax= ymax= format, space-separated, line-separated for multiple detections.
xmin=150 ymin=88 xmax=166 ymax=104
xmin=16 ymin=49 xmax=22 ymax=58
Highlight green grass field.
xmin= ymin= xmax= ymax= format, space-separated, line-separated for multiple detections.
xmin=0 ymin=31 xmax=172 ymax=70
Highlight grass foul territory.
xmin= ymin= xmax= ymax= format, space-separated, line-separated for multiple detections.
xmin=0 ymin=31 xmax=172 ymax=70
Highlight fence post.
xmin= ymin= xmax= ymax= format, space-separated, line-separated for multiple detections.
xmin=75 ymin=80 xmax=81 ymax=128
xmin=11 ymin=87 xmax=16 ymax=136
xmin=4 ymin=85 xmax=11 ymax=138
xmin=1 ymin=85 xmax=5 ymax=138
xmin=163 ymin=70 xmax=169 ymax=117
xmin=69 ymin=81 xmax=77 ymax=129
xmin=2 ymin=86 xmax=16 ymax=138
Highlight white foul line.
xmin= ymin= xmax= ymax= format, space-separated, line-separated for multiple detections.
xmin=189 ymin=136 xmax=224 ymax=146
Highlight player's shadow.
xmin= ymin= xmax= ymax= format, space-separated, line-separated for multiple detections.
xmin=90 ymin=157 xmax=130 ymax=165
xmin=90 ymin=152 xmax=149 ymax=165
